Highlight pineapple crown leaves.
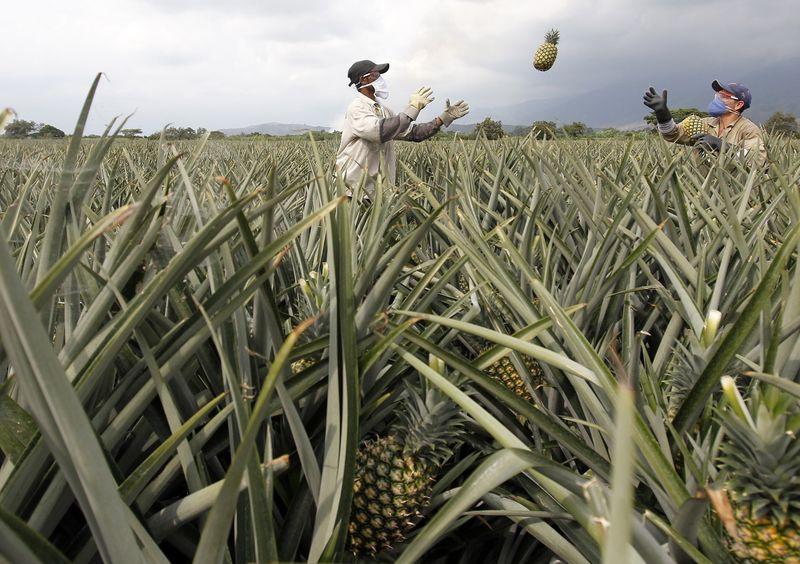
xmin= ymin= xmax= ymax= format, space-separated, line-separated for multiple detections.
xmin=718 ymin=412 xmax=800 ymax=522
xmin=544 ymin=29 xmax=560 ymax=45
xmin=718 ymin=382 xmax=800 ymax=523
xmin=391 ymin=383 xmax=467 ymax=467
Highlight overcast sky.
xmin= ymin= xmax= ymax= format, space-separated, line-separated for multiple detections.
xmin=3 ymin=0 xmax=798 ymax=133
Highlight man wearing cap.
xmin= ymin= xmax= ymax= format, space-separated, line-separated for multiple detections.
xmin=643 ymin=80 xmax=766 ymax=166
xmin=335 ymin=59 xmax=470 ymax=199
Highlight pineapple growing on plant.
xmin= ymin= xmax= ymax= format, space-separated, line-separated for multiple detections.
xmin=533 ymin=29 xmax=560 ymax=71
xmin=485 ymin=354 xmax=543 ymax=403
xmin=348 ymin=371 xmax=465 ymax=556
xmin=455 ymin=332 xmax=545 ymax=404
xmin=714 ymin=377 xmax=800 ymax=562
xmin=291 ymin=357 xmax=316 ymax=374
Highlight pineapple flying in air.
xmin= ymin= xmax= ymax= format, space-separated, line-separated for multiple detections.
xmin=715 ymin=379 xmax=800 ymax=562
xmin=533 ymin=29 xmax=560 ymax=71
xmin=681 ymin=114 xmax=708 ymax=140
xmin=348 ymin=374 xmax=465 ymax=557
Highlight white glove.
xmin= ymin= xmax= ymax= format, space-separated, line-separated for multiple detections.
xmin=409 ymin=87 xmax=435 ymax=111
xmin=439 ymin=99 xmax=470 ymax=127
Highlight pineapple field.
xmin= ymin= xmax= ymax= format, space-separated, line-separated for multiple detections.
xmin=2 ymin=81 xmax=800 ymax=564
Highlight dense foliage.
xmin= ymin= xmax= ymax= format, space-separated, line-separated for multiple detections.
xmin=1 ymin=83 xmax=800 ymax=563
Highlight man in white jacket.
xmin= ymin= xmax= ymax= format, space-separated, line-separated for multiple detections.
xmin=335 ymin=59 xmax=469 ymax=200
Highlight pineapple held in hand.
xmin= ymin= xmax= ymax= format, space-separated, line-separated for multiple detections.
xmin=681 ymin=114 xmax=708 ymax=140
xmin=715 ymin=378 xmax=800 ymax=562
xmin=348 ymin=378 xmax=465 ymax=556
xmin=533 ymin=29 xmax=560 ymax=71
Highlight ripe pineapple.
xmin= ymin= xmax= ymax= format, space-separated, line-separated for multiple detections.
xmin=290 ymin=357 xmax=316 ymax=374
xmin=348 ymin=385 xmax=464 ymax=556
xmin=716 ymin=380 xmax=800 ymax=562
xmin=681 ymin=114 xmax=708 ymax=140
xmin=485 ymin=354 xmax=543 ymax=403
xmin=456 ymin=334 xmax=544 ymax=403
xmin=533 ymin=29 xmax=560 ymax=71
xmin=455 ymin=272 xmax=470 ymax=295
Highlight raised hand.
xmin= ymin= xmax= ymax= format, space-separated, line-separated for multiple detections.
xmin=439 ymin=99 xmax=470 ymax=126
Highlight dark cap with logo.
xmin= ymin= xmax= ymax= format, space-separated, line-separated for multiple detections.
xmin=712 ymin=80 xmax=752 ymax=110
xmin=347 ymin=60 xmax=390 ymax=87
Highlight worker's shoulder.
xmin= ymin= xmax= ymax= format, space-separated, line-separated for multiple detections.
xmin=736 ymin=115 xmax=762 ymax=132
xmin=346 ymin=96 xmax=374 ymax=114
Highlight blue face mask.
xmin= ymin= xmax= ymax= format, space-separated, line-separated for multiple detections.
xmin=708 ymin=95 xmax=733 ymax=117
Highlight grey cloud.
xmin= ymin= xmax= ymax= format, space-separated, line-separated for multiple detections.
xmin=139 ymin=0 xmax=332 ymax=16
xmin=3 ymin=0 xmax=798 ymax=133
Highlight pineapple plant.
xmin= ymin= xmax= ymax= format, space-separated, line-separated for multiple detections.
xmin=681 ymin=114 xmax=709 ymax=140
xmin=533 ymin=29 xmax=560 ymax=71
xmin=715 ymin=378 xmax=800 ymax=562
xmin=2 ymin=75 xmax=798 ymax=563
xmin=348 ymin=380 xmax=465 ymax=556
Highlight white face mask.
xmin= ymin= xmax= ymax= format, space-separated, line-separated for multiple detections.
xmin=363 ymin=75 xmax=389 ymax=99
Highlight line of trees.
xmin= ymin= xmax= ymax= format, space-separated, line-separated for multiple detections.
xmin=468 ymin=118 xmax=594 ymax=140
xmin=1 ymin=121 xmax=228 ymax=140
xmin=144 ymin=127 xmax=225 ymax=140
xmin=3 ymin=119 xmax=66 ymax=138
xmin=5 ymin=111 xmax=798 ymax=141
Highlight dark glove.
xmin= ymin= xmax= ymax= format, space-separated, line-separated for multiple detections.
xmin=643 ymin=87 xmax=672 ymax=124
xmin=693 ymin=134 xmax=723 ymax=152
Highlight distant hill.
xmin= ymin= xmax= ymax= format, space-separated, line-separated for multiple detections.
xmin=220 ymin=122 xmax=332 ymax=136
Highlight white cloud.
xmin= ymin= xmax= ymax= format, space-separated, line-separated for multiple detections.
xmin=1 ymin=0 xmax=797 ymax=132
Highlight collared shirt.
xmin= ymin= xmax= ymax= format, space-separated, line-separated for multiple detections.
xmin=659 ymin=114 xmax=767 ymax=166
xmin=335 ymin=93 xmax=440 ymax=197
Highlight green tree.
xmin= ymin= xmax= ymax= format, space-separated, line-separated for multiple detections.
xmin=763 ymin=112 xmax=799 ymax=136
xmin=563 ymin=121 xmax=588 ymax=137
xmin=166 ymin=127 xmax=195 ymax=139
xmin=593 ymin=128 xmax=621 ymax=138
xmin=150 ymin=126 xmax=205 ymax=140
xmin=35 ymin=124 xmax=66 ymax=138
xmin=3 ymin=119 xmax=38 ymax=138
xmin=121 ymin=128 xmax=143 ymax=138
xmin=208 ymin=130 xmax=225 ymax=139
xmin=475 ymin=117 xmax=504 ymax=140
xmin=531 ymin=120 xmax=557 ymax=139
xmin=643 ymin=107 xmax=709 ymax=127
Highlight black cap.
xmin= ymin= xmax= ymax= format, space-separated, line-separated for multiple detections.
xmin=347 ymin=60 xmax=389 ymax=87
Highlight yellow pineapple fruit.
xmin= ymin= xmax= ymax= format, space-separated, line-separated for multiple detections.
xmin=681 ymin=114 xmax=708 ymax=140
xmin=348 ymin=385 xmax=464 ymax=556
xmin=533 ymin=29 xmax=560 ymax=71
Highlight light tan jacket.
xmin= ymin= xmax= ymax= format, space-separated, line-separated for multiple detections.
xmin=661 ymin=114 xmax=767 ymax=165
xmin=335 ymin=93 xmax=440 ymax=197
